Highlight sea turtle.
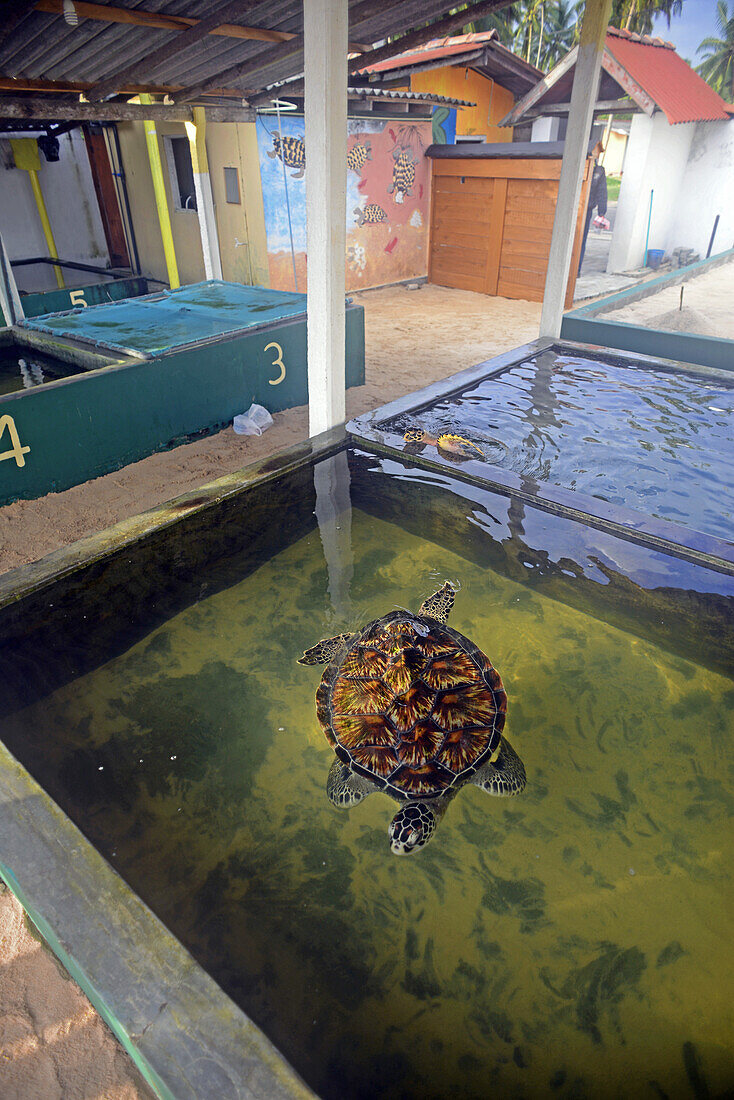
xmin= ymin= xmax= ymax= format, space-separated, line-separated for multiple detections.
xmin=354 ymin=203 xmax=388 ymax=227
xmin=388 ymin=149 xmax=416 ymax=203
xmin=347 ymin=142 xmax=372 ymax=172
xmin=403 ymin=428 xmax=485 ymax=460
xmin=298 ymin=582 xmax=525 ymax=855
xmin=268 ymin=133 xmax=306 ymax=178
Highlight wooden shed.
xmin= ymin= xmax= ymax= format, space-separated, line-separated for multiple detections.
xmin=427 ymin=142 xmax=593 ymax=306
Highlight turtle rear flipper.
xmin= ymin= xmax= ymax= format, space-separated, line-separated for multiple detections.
xmin=418 ymin=581 xmax=456 ymax=624
xmin=298 ymin=632 xmax=352 ymax=665
xmin=473 ymin=736 xmax=526 ymax=796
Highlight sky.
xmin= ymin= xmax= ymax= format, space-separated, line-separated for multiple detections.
xmin=652 ymin=0 xmax=723 ymax=65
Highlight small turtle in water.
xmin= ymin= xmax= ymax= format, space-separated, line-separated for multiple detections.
xmin=354 ymin=203 xmax=388 ymax=227
xmin=347 ymin=142 xmax=372 ymax=172
xmin=388 ymin=149 xmax=416 ymax=203
xmin=298 ymin=582 xmax=525 ymax=854
xmin=268 ymin=134 xmax=305 ymax=179
xmin=404 ymin=427 xmax=485 ymax=460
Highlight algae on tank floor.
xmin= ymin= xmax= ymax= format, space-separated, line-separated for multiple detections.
xmin=3 ymin=511 xmax=733 ymax=1100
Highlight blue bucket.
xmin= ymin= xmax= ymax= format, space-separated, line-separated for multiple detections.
xmin=647 ymin=248 xmax=665 ymax=269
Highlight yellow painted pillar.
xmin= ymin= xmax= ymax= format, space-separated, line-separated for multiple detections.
xmin=11 ymin=138 xmax=64 ymax=289
xmin=139 ymin=94 xmax=180 ymax=289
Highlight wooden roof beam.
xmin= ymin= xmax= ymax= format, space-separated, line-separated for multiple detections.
xmin=523 ymin=97 xmax=638 ymax=118
xmin=0 ymin=97 xmax=254 ymax=123
xmin=0 ymin=75 xmax=253 ymax=98
xmin=86 ymin=0 xmax=259 ymax=102
xmin=33 ymin=0 xmax=294 ymax=43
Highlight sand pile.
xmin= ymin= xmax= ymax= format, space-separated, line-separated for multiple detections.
xmin=647 ymin=306 xmax=716 ymax=335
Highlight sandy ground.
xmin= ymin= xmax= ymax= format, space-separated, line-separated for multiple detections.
xmin=0 ymin=285 xmax=540 ymax=575
xmin=0 ymin=284 xmax=540 ymax=1096
xmin=0 ymin=885 xmax=154 ymax=1099
xmin=604 ymin=258 xmax=734 ymax=339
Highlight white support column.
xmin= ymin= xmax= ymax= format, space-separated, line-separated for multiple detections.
xmin=185 ymin=107 xmax=223 ymax=282
xmin=304 ymin=0 xmax=347 ymax=436
xmin=0 ymin=232 xmax=23 ymax=325
xmin=539 ymin=0 xmax=612 ymax=337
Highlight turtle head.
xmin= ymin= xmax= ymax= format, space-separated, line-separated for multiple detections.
xmin=403 ymin=428 xmax=426 ymax=444
xmin=388 ymin=802 xmax=437 ymax=855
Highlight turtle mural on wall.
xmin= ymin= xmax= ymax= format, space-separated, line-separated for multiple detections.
xmin=268 ymin=133 xmax=306 ymax=179
xmin=347 ymin=142 xmax=372 ymax=172
xmin=354 ymin=204 xmax=388 ymax=227
xmin=388 ymin=148 xmax=416 ymax=204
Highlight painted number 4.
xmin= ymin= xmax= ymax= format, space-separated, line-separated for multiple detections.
xmin=0 ymin=414 xmax=30 ymax=467
xmin=264 ymin=341 xmax=286 ymax=385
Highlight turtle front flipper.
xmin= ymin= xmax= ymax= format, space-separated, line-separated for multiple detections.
xmin=298 ymin=633 xmax=352 ymax=665
xmin=327 ymin=760 xmax=376 ymax=808
xmin=418 ymin=581 xmax=456 ymax=624
xmin=472 ymin=736 xmax=526 ymax=796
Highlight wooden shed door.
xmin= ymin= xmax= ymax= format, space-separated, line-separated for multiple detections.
xmin=497 ymin=178 xmax=556 ymax=301
xmin=429 ymin=173 xmax=496 ymax=295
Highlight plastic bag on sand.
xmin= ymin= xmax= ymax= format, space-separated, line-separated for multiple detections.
xmin=233 ymin=403 xmax=274 ymax=436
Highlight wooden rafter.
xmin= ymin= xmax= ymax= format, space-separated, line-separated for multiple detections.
xmin=0 ymin=75 xmax=253 ymax=98
xmin=0 ymin=96 xmax=254 ymax=122
xmin=86 ymin=0 xmax=260 ymax=102
xmin=523 ymin=97 xmax=638 ymax=118
xmin=33 ymin=0 xmax=294 ymax=43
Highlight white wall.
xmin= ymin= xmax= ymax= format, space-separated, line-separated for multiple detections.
xmin=608 ymin=112 xmax=695 ymax=272
xmin=0 ymin=130 xmax=110 ymax=292
xmin=531 ymin=116 xmax=562 ymax=141
xmin=664 ymin=119 xmax=734 ymax=259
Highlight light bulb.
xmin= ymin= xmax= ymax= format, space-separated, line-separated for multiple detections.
xmin=63 ymin=1 xmax=78 ymax=27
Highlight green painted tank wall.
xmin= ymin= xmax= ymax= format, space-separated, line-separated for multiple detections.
xmin=15 ymin=277 xmax=150 ymax=322
xmin=0 ymin=306 xmax=365 ymax=505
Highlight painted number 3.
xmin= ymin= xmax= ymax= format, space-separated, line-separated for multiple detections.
xmin=264 ymin=341 xmax=286 ymax=385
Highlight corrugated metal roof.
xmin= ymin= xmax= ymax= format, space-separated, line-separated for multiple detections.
xmin=604 ymin=27 xmax=730 ymax=125
xmin=347 ymin=87 xmax=474 ymax=107
xmin=0 ymin=0 xmax=474 ymax=100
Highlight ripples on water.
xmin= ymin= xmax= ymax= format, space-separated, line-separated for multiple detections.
xmin=5 ymin=506 xmax=733 ymax=1100
xmin=389 ymin=352 xmax=734 ymax=541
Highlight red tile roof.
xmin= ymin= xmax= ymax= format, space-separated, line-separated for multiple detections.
xmin=605 ymin=26 xmax=730 ymax=124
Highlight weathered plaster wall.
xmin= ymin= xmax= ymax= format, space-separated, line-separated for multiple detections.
xmin=608 ymin=112 xmax=695 ymax=272
xmin=207 ymin=122 xmax=270 ymax=288
xmin=257 ymin=114 xmax=432 ymax=292
xmin=0 ymin=130 xmax=110 ymax=293
xmin=410 ymin=66 xmax=514 ymax=141
xmin=117 ymin=121 xmax=205 ymax=287
xmin=664 ymin=119 xmax=734 ymax=260
xmin=118 ymin=119 xmax=270 ymax=289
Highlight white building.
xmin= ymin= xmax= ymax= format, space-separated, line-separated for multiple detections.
xmin=501 ymin=27 xmax=733 ymax=274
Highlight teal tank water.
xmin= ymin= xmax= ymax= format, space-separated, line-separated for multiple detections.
xmin=385 ymin=349 xmax=734 ymax=542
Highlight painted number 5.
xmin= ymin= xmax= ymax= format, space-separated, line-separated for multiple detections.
xmin=264 ymin=341 xmax=286 ymax=385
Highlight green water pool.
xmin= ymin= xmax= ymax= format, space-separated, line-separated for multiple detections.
xmin=1 ymin=449 xmax=731 ymax=1100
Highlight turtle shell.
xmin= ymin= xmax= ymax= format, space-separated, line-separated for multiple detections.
xmin=316 ymin=612 xmax=507 ymax=800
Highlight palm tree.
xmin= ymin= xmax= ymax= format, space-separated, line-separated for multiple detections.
xmin=697 ymin=0 xmax=734 ymax=102
xmin=609 ymin=0 xmax=683 ymax=35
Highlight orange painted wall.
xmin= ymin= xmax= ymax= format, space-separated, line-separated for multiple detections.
xmin=410 ymin=66 xmax=515 ymax=141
